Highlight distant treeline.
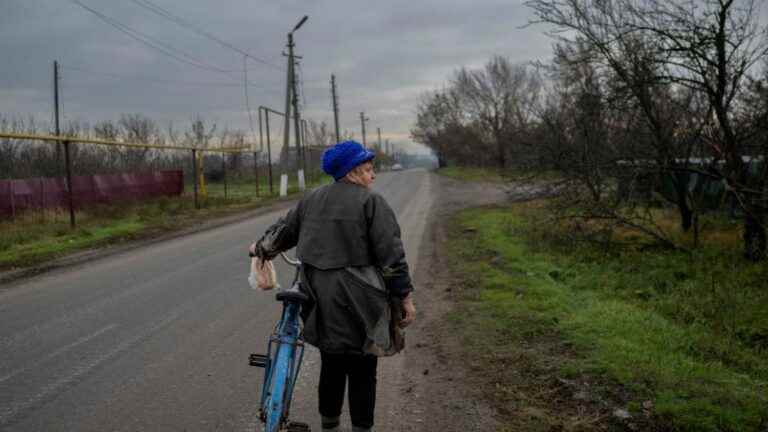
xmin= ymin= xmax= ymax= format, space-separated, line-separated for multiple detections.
xmin=0 ymin=113 xmax=361 ymax=182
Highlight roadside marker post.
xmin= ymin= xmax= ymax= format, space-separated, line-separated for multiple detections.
xmin=280 ymin=174 xmax=288 ymax=197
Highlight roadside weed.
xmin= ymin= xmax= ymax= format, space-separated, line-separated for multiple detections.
xmin=449 ymin=205 xmax=768 ymax=432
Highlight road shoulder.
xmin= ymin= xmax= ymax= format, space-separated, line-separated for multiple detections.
xmin=382 ymin=175 xmax=511 ymax=431
xmin=0 ymin=199 xmax=297 ymax=287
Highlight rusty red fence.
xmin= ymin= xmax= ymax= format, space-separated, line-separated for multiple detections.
xmin=0 ymin=170 xmax=184 ymax=217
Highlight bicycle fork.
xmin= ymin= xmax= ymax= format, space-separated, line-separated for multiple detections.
xmin=249 ymin=301 xmax=307 ymax=429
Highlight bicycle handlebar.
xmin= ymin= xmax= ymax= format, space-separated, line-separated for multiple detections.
xmin=249 ymin=247 xmax=300 ymax=267
xmin=280 ymin=252 xmax=301 ymax=267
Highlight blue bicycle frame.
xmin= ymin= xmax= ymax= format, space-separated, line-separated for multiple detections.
xmin=250 ymin=253 xmax=310 ymax=432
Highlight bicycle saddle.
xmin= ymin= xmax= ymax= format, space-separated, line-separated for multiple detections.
xmin=276 ymin=287 xmax=309 ymax=304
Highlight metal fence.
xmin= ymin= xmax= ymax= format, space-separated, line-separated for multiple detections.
xmin=0 ymin=170 xmax=184 ymax=217
xmin=0 ymin=130 xmax=278 ymax=228
xmin=0 ymin=101 xmax=333 ymax=232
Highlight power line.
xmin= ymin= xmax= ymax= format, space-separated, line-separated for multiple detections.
xmin=128 ymin=0 xmax=283 ymax=71
xmin=59 ymin=64 xmax=281 ymax=91
xmin=68 ymin=0 xmax=233 ymax=74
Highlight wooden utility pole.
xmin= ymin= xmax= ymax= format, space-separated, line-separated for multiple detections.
xmin=54 ymin=61 xmax=76 ymax=228
xmin=53 ymin=61 xmax=61 ymax=152
xmin=53 ymin=61 xmax=62 ymax=168
xmin=360 ymin=112 xmax=369 ymax=146
xmin=331 ymin=74 xmax=340 ymax=143
xmin=283 ymin=16 xmax=308 ymax=180
xmin=264 ymin=109 xmax=274 ymax=194
xmin=282 ymin=37 xmax=293 ymax=173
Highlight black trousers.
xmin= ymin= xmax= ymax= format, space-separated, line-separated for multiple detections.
xmin=318 ymin=351 xmax=378 ymax=429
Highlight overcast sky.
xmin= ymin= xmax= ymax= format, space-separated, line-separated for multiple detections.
xmin=1 ymin=1 xmax=561 ymax=153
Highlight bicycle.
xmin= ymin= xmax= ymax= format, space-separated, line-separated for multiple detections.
xmin=249 ymin=252 xmax=312 ymax=432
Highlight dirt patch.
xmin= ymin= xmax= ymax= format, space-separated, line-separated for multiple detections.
xmin=397 ymin=174 xmax=659 ymax=432
xmin=383 ymin=175 xmax=507 ymax=432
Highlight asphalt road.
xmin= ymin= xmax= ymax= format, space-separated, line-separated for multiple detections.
xmin=0 ymin=169 xmax=435 ymax=432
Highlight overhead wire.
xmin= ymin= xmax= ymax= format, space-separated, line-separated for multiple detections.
xmin=56 ymin=63 xmax=283 ymax=132
xmin=64 ymin=0 xmax=287 ymax=137
xmin=128 ymin=0 xmax=283 ymax=71
xmin=125 ymin=0 xmax=284 ymax=133
xmin=59 ymin=65 xmax=281 ymax=90
xmin=68 ymin=0 xmax=233 ymax=74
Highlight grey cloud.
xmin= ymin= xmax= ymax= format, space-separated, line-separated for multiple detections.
xmin=1 ymin=0 xmax=555 ymax=154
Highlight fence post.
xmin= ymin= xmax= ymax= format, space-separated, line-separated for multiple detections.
xmin=9 ymin=180 xmax=15 ymax=220
xmin=64 ymin=140 xmax=76 ymax=228
xmin=40 ymin=177 xmax=45 ymax=221
xmin=222 ymin=152 xmax=227 ymax=200
xmin=257 ymin=107 xmax=263 ymax=198
xmin=253 ymin=151 xmax=260 ymax=197
xmin=265 ymin=112 xmax=274 ymax=195
xmin=192 ymin=149 xmax=199 ymax=209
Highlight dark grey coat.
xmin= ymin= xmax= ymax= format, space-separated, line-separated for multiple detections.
xmin=256 ymin=180 xmax=412 ymax=355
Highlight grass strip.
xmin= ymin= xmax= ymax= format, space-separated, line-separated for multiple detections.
xmin=0 ymin=176 xmax=331 ymax=270
xmin=449 ymin=205 xmax=768 ymax=432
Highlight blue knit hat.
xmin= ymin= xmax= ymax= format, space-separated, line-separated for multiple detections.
xmin=321 ymin=140 xmax=375 ymax=180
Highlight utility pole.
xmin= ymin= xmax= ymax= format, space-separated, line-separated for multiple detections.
xmin=282 ymin=38 xmax=293 ymax=174
xmin=53 ymin=61 xmax=75 ymax=228
xmin=331 ymin=74 xmax=340 ymax=143
xmin=291 ymin=54 xmax=304 ymax=174
xmin=53 ymin=61 xmax=61 ymax=146
xmin=377 ymin=127 xmax=382 ymax=152
xmin=53 ymin=61 xmax=62 ymax=168
xmin=283 ymin=16 xmax=308 ymax=184
xmin=360 ymin=112 xmax=369 ymax=146
xmin=264 ymin=108 xmax=274 ymax=194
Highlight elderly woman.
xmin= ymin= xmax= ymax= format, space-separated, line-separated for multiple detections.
xmin=250 ymin=140 xmax=416 ymax=432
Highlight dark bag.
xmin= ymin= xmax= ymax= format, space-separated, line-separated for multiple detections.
xmin=388 ymin=298 xmax=406 ymax=354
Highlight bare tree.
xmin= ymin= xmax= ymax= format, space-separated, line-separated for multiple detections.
xmin=305 ymin=120 xmax=336 ymax=149
xmin=453 ymin=56 xmax=542 ymax=169
xmin=527 ymin=0 xmax=768 ymax=259
xmin=228 ymin=130 xmax=246 ymax=175
xmin=412 ymin=88 xmax=485 ymax=168
xmin=185 ymin=115 xmax=217 ymax=149
xmin=119 ymin=114 xmax=159 ymax=170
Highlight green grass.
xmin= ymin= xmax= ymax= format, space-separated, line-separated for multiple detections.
xmin=0 ymin=218 xmax=146 ymax=267
xmin=0 ymin=175 xmax=332 ymax=270
xmin=449 ymin=204 xmax=768 ymax=431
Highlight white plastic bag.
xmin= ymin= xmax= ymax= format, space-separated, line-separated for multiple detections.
xmin=248 ymin=257 xmax=278 ymax=290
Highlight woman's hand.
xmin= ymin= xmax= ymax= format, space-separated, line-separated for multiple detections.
xmin=399 ymin=294 xmax=416 ymax=328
